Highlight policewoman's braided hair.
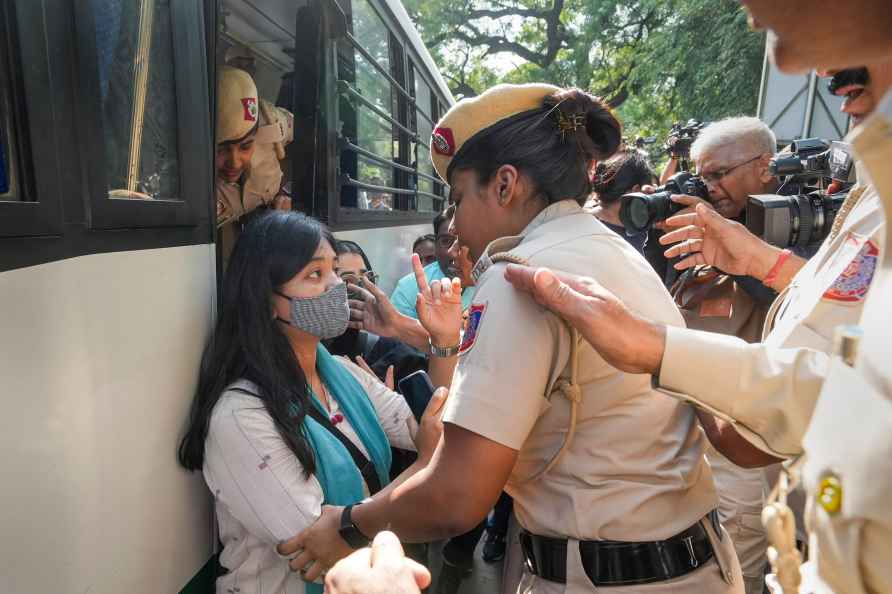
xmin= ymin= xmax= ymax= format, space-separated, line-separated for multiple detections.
xmin=450 ymin=88 xmax=622 ymax=205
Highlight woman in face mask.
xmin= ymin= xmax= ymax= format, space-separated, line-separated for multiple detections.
xmin=177 ymin=211 xmax=442 ymax=594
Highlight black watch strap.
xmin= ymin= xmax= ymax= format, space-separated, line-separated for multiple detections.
xmin=339 ymin=504 xmax=371 ymax=549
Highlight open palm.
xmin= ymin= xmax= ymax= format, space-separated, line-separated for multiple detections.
xmin=411 ymin=254 xmax=463 ymax=346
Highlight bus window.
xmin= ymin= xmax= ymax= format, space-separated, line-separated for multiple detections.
xmin=349 ymin=0 xmax=395 ymax=211
xmin=413 ymin=75 xmax=436 ymax=212
xmin=92 ymin=0 xmax=180 ymax=201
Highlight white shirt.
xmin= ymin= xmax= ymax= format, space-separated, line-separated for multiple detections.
xmin=202 ymin=357 xmax=416 ymax=594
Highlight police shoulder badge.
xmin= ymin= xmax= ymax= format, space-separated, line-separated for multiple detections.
xmin=241 ymin=97 xmax=258 ymax=122
xmin=823 ymin=239 xmax=879 ymax=302
xmin=459 ymin=303 xmax=487 ymax=355
xmin=432 ymin=127 xmax=456 ymax=156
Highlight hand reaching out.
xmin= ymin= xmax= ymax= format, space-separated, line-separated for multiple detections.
xmin=411 ymin=253 xmax=462 ymax=348
xmin=325 ymin=532 xmax=430 ymax=594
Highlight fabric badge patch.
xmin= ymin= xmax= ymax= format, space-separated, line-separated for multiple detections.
xmin=242 ymin=97 xmax=258 ymax=122
xmin=432 ymin=127 xmax=456 ymax=156
xmin=823 ymin=239 xmax=879 ymax=302
xmin=459 ymin=303 xmax=487 ymax=355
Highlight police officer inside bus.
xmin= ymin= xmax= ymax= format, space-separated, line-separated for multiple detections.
xmin=216 ymin=66 xmax=294 ymax=262
xmin=281 ymin=83 xmax=744 ymax=593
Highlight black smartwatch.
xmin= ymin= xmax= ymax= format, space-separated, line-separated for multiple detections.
xmin=338 ymin=503 xmax=371 ymax=549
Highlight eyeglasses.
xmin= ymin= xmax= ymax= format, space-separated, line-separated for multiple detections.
xmin=339 ymin=270 xmax=378 ymax=285
xmin=699 ymin=155 xmax=762 ymax=184
xmin=435 ymin=234 xmax=456 ymax=249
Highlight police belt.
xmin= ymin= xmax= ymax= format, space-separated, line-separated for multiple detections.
xmin=519 ymin=512 xmax=717 ymax=586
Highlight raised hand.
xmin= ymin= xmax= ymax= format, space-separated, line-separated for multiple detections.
xmin=660 ymin=202 xmax=776 ymax=277
xmin=412 ymin=253 xmax=463 ymax=349
xmin=347 ymin=277 xmax=405 ymax=338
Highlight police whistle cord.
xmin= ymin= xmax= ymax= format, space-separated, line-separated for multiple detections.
xmin=489 ymin=252 xmax=584 ymax=484
xmin=763 ymin=455 xmax=807 ymax=593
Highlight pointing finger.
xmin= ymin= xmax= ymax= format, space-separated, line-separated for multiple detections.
xmin=411 ymin=253 xmax=430 ymax=295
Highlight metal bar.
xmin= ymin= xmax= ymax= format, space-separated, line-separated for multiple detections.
xmin=416 ymin=106 xmax=435 ymax=126
xmin=341 ymin=32 xmax=437 ymax=126
xmin=343 ymin=174 xmax=416 ymax=195
xmin=241 ymin=0 xmax=296 ymax=41
xmin=415 ymin=170 xmax=440 ymax=184
xmin=802 ymin=72 xmax=818 ymax=138
xmin=342 ymin=140 xmax=441 ymax=184
xmin=768 ymin=81 xmax=809 ymax=130
xmin=344 ymin=140 xmax=413 ymax=174
xmin=344 ymin=31 xmax=414 ymax=104
xmin=416 ymin=190 xmax=444 ymax=202
xmin=339 ymin=80 xmax=419 ymax=140
xmin=126 ymin=0 xmax=156 ymax=193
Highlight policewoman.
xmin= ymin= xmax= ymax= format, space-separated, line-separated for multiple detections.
xmin=282 ymin=84 xmax=743 ymax=593
xmin=216 ymin=66 xmax=294 ymax=260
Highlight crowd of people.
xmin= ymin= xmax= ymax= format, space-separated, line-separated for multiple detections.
xmin=178 ymin=1 xmax=892 ymax=593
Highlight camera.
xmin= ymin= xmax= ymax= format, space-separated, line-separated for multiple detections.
xmin=666 ymin=119 xmax=707 ymax=163
xmin=620 ymin=171 xmax=710 ymax=233
xmin=747 ymin=139 xmax=854 ymax=248
xmin=746 ymin=191 xmax=847 ymax=249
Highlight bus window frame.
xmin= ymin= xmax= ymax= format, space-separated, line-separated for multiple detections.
xmin=322 ymin=0 xmax=448 ymax=232
xmin=71 ymin=0 xmax=212 ymax=230
xmin=0 ymin=0 xmax=64 ymax=238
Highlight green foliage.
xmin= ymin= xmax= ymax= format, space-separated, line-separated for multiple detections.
xmin=404 ymin=0 xmax=765 ymax=158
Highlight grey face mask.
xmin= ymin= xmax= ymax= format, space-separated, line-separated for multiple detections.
xmin=276 ymin=282 xmax=350 ymax=339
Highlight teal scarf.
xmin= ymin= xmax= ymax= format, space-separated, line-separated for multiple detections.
xmin=295 ymin=345 xmax=391 ymax=593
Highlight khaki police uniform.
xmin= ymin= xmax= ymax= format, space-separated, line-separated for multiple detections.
xmin=655 ymin=91 xmax=892 ymax=593
xmin=428 ymin=83 xmax=742 ymax=593
xmin=215 ymin=67 xmax=294 ymax=229
xmin=776 ymin=89 xmax=892 ymax=594
xmin=656 ymin=175 xmax=883 ymax=459
xmin=444 ymin=202 xmax=742 ymax=593
xmin=706 ymin=445 xmax=769 ymax=594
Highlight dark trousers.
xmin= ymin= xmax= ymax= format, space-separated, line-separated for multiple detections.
xmin=486 ymin=492 xmax=513 ymax=537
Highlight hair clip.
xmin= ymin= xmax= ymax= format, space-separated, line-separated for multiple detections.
xmin=555 ymin=110 xmax=585 ymax=140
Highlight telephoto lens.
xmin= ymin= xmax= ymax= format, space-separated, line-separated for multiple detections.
xmin=619 ymin=172 xmax=709 ymax=233
xmin=746 ymin=191 xmax=848 ymax=248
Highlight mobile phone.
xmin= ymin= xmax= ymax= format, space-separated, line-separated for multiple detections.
xmin=397 ymin=370 xmax=435 ymax=422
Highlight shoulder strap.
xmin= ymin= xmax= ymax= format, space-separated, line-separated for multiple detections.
xmin=229 ymin=387 xmax=383 ymax=495
xmin=303 ymin=405 xmax=383 ymax=495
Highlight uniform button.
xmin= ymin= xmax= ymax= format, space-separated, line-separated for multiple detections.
xmin=818 ymin=474 xmax=843 ymax=515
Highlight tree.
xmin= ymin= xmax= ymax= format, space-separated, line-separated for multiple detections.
xmin=404 ymin=0 xmax=765 ymax=149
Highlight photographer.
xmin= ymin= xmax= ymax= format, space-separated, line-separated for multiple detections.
xmin=588 ymin=148 xmax=658 ymax=255
xmin=503 ymin=10 xmax=892 ymax=588
xmin=660 ymin=119 xmax=706 ymax=184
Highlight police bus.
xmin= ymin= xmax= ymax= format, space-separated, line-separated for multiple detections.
xmin=0 ymin=0 xmax=452 ymax=592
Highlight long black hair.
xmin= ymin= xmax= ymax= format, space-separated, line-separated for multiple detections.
xmin=449 ymin=88 xmax=622 ymax=205
xmin=591 ymin=148 xmax=657 ymax=205
xmin=178 ymin=211 xmax=335 ymax=475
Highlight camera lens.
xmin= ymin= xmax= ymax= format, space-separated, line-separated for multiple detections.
xmin=620 ymin=193 xmax=654 ymax=233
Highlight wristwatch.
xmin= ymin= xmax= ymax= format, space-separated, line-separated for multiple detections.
xmin=429 ymin=338 xmax=461 ymax=358
xmin=338 ymin=503 xmax=371 ymax=549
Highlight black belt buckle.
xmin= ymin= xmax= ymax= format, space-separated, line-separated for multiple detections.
xmin=522 ymin=512 xmax=718 ymax=587
xmin=519 ymin=531 xmax=567 ymax=583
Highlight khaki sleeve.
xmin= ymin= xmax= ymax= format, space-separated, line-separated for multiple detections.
xmin=442 ymin=270 xmax=566 ymax=450
xmin=657 ymin=325 xmax=828 ymax=458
